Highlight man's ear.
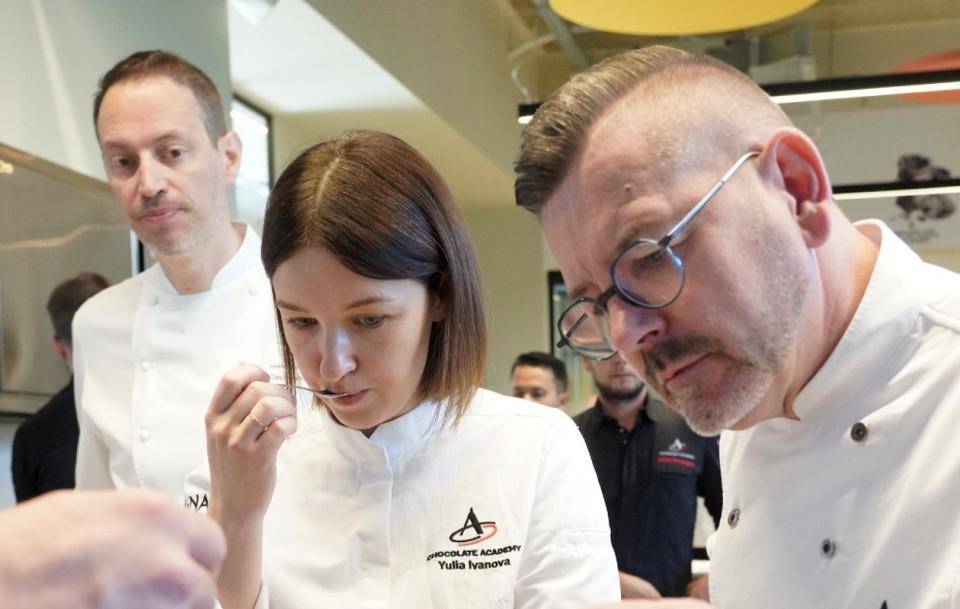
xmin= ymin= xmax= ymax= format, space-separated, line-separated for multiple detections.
xmin=219 ymin=131 xmax=243 ymax=185
xmin=558 ymin=391 xmax=569 ymax=408
xmin=52 ymin=336 xmax=71 ymax=366
xmin=760 ymin=127 xmax=832 ymax=249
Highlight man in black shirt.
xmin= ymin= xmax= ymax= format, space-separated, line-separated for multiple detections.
xmin=575 ymin=353 xmax=722 ymax=599
xmin=11 ymin=271 xmax=109 ymax=502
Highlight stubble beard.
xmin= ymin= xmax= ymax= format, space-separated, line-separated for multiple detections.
xmin=596 ymin=380 xmax=644 ymax=404
xmin=642 ymin=238 xmax=809 ymax=436
xmin=139 ymin=201 xmax=228 ymax=258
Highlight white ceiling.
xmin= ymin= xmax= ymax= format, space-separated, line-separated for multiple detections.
xmin=228 ymin=0 xmax=421 ymax=113
xmin=227 ymin=0 xmax=516 ymax=208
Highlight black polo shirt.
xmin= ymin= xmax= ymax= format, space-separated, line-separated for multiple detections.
xmin=575 ymin=395 xmax=722 ymax=597
xmin=11 ymin=380 xmax=78 ymax=502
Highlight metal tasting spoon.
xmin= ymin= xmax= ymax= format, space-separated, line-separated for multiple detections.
xmin=287 ymin=384 xmax=349 ymax=399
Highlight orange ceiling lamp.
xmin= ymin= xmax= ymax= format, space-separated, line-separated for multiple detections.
xmin=548 ymin=0 xmax=819 ymax=36
xmin=893 ymin=50 xmax=960 ymax=104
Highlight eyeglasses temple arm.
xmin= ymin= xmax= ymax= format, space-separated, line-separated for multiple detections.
xmin=564 ymin=313 xmax=587 ymax=339
xmin=661 ymin=150 xmax=761 ymax=246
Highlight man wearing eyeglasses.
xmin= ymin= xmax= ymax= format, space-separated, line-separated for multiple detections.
xmin=517 ymin=45 xmax=960 ymax=609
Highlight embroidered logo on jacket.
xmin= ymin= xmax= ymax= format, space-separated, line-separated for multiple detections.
xmin=657 ymin=437 xmax=697 ymax=469
xmin=425 ymin=508 xmax=522 ymax=571
xmin=449 ymin=507 xmax=498 ymax=545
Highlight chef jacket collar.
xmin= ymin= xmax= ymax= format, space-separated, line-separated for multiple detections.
xmin=149 ymin=223 xmax=263 ymax=295
xmin=320 ymin=399 xmax=441 ymax=464
xmin=791 ymin=220 xmax=921 ymax=421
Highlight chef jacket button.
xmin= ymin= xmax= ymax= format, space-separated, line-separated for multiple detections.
xmin=140 ymin=360 xmax=152 ymax=372
xmin=148 ymin=295 xmax=159 ymax=306
xmin=139 ymin=429 xmax=152 ymax=442
xmin=727 ymin=508 xmax=740 ymax=528
xmin=850 ymin=422 xmax=868 ymax=442
xmin=820 ymin=539 xmax=837 ymax=558
xmin=247 ymin=286 xmax=258 ymax=297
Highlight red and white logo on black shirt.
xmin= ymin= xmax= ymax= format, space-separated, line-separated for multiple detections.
xmin=657 ymin=437 xmax=697 ymax=469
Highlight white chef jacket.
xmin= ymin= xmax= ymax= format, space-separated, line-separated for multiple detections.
xmin=708 ymin=221 xmax=960 ymax=609
xmin=72 ymin=224 xmax=280 ymax=501
xmin=252 ymin=388 xmax=620 ymax=609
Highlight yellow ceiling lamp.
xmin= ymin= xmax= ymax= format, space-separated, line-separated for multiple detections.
xmin=549 ymin=0 xmax=819 ymax=36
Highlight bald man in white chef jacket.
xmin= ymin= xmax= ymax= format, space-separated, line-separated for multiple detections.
xmin=72 ymin=50 xmax=278 ymax=505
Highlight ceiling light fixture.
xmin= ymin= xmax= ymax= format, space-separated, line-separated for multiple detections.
xmin=518 ymin=69 xmax=960 ymax=123
xmin=517 ymin=102 xmax=539 ymax=125
xmin=833 ymin=179 xmax=960 ymax=201
xmin=765 ymin=69 xmax=960 ymax=105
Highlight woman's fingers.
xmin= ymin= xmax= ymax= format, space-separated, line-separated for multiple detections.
xmin=230 ymin=380 xmax=293 ymax=426
xmin=241 ymin=394 xmax=298 ymax=446
xmin=207 ymin=364 xmax=269 ymax=415
xmin=207 ymin=365 xmax=296 ymax=458
xmin=209 ymin=369 xmax=293 ymax=430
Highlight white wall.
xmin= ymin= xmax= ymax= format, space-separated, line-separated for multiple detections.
xmin=0 ymin=0 xmax=232 ymax=180
xmin=464 ymin=207 xmax=550 ymax=394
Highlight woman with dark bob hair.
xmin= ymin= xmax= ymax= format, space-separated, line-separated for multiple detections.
xmin=204 ymin=131 xmax=618 ymax=608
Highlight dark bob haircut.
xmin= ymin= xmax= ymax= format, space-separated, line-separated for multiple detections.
xmin=262 ymin=130 xmax=486 ymax=422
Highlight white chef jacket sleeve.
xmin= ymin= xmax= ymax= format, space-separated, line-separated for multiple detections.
xmin=514 ymin=415 xmax=621 ymax=608
xmin=72 ymin=317 xmax=115 ymax=490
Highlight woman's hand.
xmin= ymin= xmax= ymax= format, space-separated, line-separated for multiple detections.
xmin=205 ymin=364 xmax=297 ymax=527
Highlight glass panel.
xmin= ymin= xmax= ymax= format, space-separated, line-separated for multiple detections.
xmin=0 ymin=143 xmax=133 ymax=413
xmin=231 ymin=98 xmax=271 ymax=234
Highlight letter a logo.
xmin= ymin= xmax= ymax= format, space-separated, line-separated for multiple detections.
xmin=462 ymin=508 xmax=483 ymax=536
xmin=448 ymin=507 xmax=498 ymax=545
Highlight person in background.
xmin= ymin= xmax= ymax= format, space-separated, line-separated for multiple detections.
xmin=0 ymin=488 xmax=225 ymax=609
xmin=12 ymin=272 xmax=109 ymax=502
xmin=575 ymin=353 xmax=721 ymax=599
xmin=516 ymin=44 xmax=960 ymax=608
xmin=72 ymin=50 xmax=278 ymax=503
xmin=204 ymin=130 xmax=619 ymax=608
xmin=510 ymin=350 xmax=569 ymax=408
